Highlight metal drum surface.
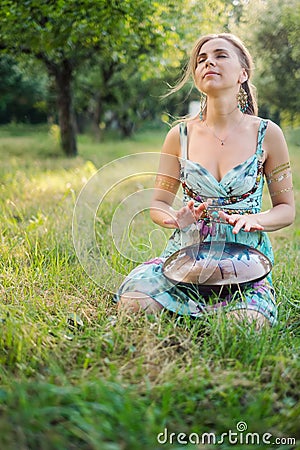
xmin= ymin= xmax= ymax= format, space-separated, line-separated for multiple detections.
xmin=162 ymin=242 xmax=272 ymax=296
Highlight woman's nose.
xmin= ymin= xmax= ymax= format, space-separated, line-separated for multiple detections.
xmin=205 ymin=58 xmax=216 ymax=67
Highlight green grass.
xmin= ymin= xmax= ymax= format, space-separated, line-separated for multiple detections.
xmin=0 ymin=123 xmax=299 ymax=450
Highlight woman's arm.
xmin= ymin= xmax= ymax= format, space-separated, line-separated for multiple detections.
xmin=150 ymin=125 xmax=182 ymax=228
xmin=150 ymin=124 xmax=208 ymax=229
xmin=219 ymin=120 xmax=295 ymax=234
xmin=258 ymin=120 xmax=295 ymax=230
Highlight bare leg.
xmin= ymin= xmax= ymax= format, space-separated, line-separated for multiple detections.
xmin=226 ymin=309 xmax=269 ymax=330
xmin=118 ymin=291 xmax=164 ymax=314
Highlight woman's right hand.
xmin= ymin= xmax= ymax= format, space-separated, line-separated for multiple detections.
xmin=163 ymin=200 xmax=209 ymax=229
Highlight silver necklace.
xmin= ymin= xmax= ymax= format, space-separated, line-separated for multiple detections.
xmin=205 ymin=114 xmax=244 ymax=146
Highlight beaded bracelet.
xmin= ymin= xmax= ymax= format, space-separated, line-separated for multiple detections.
xmin=201 ymin=207 xmax=253 ymax=222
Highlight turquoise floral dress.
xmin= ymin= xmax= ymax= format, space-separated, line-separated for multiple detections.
xmin=115 ymin=119 xmax=278 ymax=325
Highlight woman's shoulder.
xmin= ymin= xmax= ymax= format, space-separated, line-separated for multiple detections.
xmin=248 ymin=115 xmax=283 ymax=134
xmin=246 ymin=116 xmax=285 ymax=141
xmin=161 ymin=123 xmax=181 ymax=157
xmin=253 ymin=117 xmax=288 ymax=157
xmin=245 ymin=114 xmax=268 ymax=128
xmin=261 ymin=118 xmax=286 ymax=147
xmin=163 ymin=118 xmax=199 ymax=155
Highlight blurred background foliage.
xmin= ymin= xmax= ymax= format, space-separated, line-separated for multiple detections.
xmin=0 ymin=0 xmax=299 ymax=155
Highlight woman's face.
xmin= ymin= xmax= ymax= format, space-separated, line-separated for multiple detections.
xmin=194 ymin=38 xmax=247 ymax=94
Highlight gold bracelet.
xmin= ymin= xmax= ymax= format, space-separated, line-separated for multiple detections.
xmin=266 ymin=162 xmax=290 ymax=180
xmin=266 ymin=169 xmax=292 ymax=185
xmin=270 ymin=186 xmax=293 ymax=197
xmin=155 ymin=176 xmax=178 ymax=192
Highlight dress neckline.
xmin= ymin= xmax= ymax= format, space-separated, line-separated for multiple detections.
xmin=185 ymin=154 xmax=257 ymax=185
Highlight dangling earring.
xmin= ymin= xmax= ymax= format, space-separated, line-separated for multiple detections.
xmin=237 ymin=86 xmax=248 ymax=113
xmin=199 ymin=93 xmax=207 ymax=121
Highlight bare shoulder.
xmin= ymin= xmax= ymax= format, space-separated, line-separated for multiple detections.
xmin=161 ymin=123 xmax=181 ymax=157
xmin=264 ymin=119 xmax=288 ymax=156
xmin=265 ymin=119 xmax=286 ymax=139
xmin=246 ymin=116 xmax=284 ymax=138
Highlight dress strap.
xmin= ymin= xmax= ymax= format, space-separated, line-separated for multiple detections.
xmin=179 ymin=122 xmax=188 ymax=160
xmin=256 ymin=119 xmax=268 ymax=157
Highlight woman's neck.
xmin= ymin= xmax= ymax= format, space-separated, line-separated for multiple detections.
xmin=205 ymin=98 xmax=241 ymax=127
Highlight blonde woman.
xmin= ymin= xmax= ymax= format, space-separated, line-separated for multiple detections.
xmin=115 ymin=33 xmax=295 ymax=328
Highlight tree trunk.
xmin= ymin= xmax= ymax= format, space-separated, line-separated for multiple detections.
xmin=119 ymin=115 xmax=135 ymax=137
xmin=91 ymin=62 xmax=116 ymax=142
xmin=92 ymin=93 xmax=103 ymax=142
xmin=54 ymin=60 xmax=77 ymax=156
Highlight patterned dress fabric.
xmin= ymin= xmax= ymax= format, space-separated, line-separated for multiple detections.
xmin=115 ymin=119 xmax=278 ymax=325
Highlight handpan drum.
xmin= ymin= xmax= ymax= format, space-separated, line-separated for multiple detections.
xmin=162 ymin=242 xmax=272 ymax=296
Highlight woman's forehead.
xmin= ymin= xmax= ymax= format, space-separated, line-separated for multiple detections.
xmin=199 ymin=38 xmax=236 ymax=54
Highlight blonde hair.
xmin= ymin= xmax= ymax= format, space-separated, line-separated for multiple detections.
xmin=169 ymin=33 xmax=258 ymax=116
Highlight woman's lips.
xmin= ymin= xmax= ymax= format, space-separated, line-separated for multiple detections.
xmin=203 ymin=71 xmax=219 ymax=78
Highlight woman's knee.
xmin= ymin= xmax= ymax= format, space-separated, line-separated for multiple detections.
xmin=226 ymin=309 xmax=269 ymax=329
xmin=117 ymin=291 xmax=163 ymax=314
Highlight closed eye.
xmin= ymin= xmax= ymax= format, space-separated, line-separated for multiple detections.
xmin=196 ymin=52 xmax=229 ymax=64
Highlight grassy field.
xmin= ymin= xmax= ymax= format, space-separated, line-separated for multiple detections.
xmin=0 ymin=123 xmax=299 ymax=450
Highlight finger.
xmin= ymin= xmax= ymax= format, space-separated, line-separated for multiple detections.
xmin=228 ymin=215 xmax=240 ymax=225
xmin=218 ymin=211 xmax=231 ymax=222
xmin=185 ymin=204 xmax=198 ymax=221
xmin=195 ymin=202 xmax=208 ymax=213
xmin=244 ymin=222 xmax=264 ymax=232
xmin=219 ymin=211 xmax=239 ymax=223
xmin=243 ymin=222 xmax=252 ymax=232
xmin=232 ymin=219 xmax=246 ymax=234
xmin=194 ymin=204 xmax=207 ymax=218
xmin=218 ymin=211 xmax=227 ymax=219
xmin=187 ymin=200 xmax=195 ymax=210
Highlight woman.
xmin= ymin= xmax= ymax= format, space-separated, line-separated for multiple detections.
xmin=115 ymin=33 xmax=295 ymax=327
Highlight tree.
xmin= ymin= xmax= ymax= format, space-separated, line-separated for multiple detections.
xmin=0 ymin=0 xmax=182 ymax=155
xmin=234 ymin=0 xmax=300 ymax=124
xmin=0 ymin=55 xmax=48 ymax=123
xmin=73 ymin=1 xmax=187 ymax=140
xmin=73 ymin=0 xmax=237 ymax=138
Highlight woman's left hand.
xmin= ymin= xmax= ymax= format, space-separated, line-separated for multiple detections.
xmin=218 ymin=211 xmax=264 ymax=234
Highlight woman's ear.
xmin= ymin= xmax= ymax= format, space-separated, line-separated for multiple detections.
xmin=239 ymin=68 xmax=248 ymax=84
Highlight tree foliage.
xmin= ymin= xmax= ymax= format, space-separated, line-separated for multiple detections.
xmin=73 ymin=0 xmax=236 ymax=138
xmin=0 ymin=0 xmax=184 ymax=155
xmin=0 ymin=56 xmax=48 ymax=123
xmin=1 ymin=0 xmax=298 ymax=153
xmin=235 ymin=0 xmax=300 ymax=124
